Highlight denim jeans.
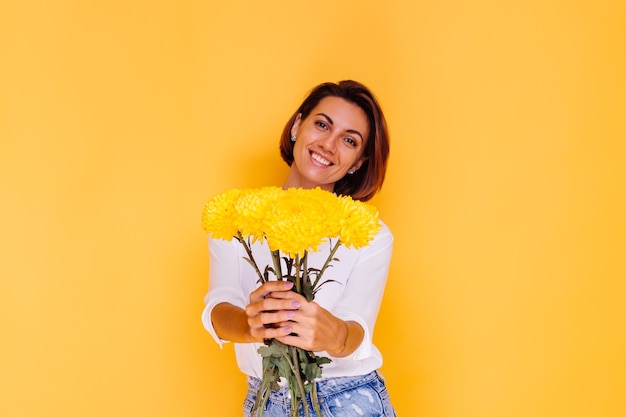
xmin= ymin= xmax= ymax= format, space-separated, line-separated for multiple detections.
xmin=243 ymin=371 xmax=397 ymax=417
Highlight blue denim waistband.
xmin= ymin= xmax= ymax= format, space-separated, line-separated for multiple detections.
xmin=247 ymin=371 xmax=380 ymax=403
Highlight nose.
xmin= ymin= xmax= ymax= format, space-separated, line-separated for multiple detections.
xmin=319 ymin=132 xmax=339 ymax=153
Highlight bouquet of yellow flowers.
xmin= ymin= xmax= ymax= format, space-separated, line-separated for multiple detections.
xmin=202 ymin=186 xmax=381 ymax=417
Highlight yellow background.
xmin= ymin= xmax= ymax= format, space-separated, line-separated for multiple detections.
xmin=1 ymin=1 xmax=625 ymax=416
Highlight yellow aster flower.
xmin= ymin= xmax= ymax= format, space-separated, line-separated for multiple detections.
xmin=201 ymin=188 xmax=246 ymax=240
xmin=263 ymin=187 xmax=343 ymax=257
xmin=202 ymin=186 xmax=380 ymax=253
xmin=337 ymin=196 xmax=381 ymax=249
xmin=233 ymin=186 xmax=282 ymax=241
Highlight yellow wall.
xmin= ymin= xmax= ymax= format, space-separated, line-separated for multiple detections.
xmin=1 ymin=1 xmax=625 ymax=416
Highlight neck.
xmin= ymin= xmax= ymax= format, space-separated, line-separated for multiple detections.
xmin=283 ymin=167 xmax=334 ymax=192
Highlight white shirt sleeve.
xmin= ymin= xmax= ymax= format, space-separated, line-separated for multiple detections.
xmin=330 ymin=221 xmax=394 ymax=360
xmin=201 ymin=237 xmax=248 ymax=348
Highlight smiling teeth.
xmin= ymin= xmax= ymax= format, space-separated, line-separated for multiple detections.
xmin=311 ymin=153 xmax=331 ymax=166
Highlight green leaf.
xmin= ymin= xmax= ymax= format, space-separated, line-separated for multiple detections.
xmin=281 ymin=256 xmax=294 ymax=273
xmin=263 ymin=265 xmax=275 ymax=281
xmin=258 ymin=341 xmax=288 ymax=358
xmin=316 ymin=356 xmax=332 ymax=365
xmin=313 ymin=279 xmax=340 ymax=295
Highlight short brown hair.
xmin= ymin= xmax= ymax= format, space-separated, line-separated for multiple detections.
xmin=279 ymin=80 xmax=390 ymax=202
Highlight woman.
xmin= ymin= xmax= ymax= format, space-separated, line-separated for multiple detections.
xmin=202 ymin=80 xmax=396 ymax=416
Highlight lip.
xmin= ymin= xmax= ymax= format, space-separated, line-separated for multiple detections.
xmin=310 ymin=151 xmax=333 ymax=167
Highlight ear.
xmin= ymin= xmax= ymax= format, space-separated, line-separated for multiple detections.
xmin=351 ymin=156 xmax=367 ymax=172
xmin=290 ymin=113 xmax=302 ymax=137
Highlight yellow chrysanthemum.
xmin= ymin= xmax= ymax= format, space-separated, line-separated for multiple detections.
xmin=233 ymin=186 xmax=282 ymax=241
xmin=202 ymin=186 xmax=380 ymax=254
xmin=201 ymin=188 xmax=246 ymax=240
xmin=337 ymin=196 xmax=381 ymax=249
xmin=264 ymin=188 xmax=344 ymax=257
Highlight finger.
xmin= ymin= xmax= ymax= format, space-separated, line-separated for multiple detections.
xmin=266 ymin=294 xmax=320 ymax=317
xmin=245 ymin=297 xmax=301 ymax=317
xmin=249 ymin=280 xmax=294 ymax=302
xmin=264 ymin=289 xmax=306 ymax=304
xmin=252 ymin=323 xmax=295 ymax=341
xmin=275 ymin=333 xmax=309 ymax=350
xmin=248 ymin=309 xmax=297 ymax=327
xmin=261 ymin=327 xmax=300 ymax=340
xmin=275 ymin=322 xmax=328 ymax=352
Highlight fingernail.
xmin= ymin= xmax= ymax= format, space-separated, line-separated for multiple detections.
xmin=285 ymin=311 xmax=296 ymax=318
xmin=284 ymin=327 xmax=292 ymax=334
xmin=290 ymin=301 xmax=301 ymax=309
xmin=284 ymin=281 xmax=294 ymax=288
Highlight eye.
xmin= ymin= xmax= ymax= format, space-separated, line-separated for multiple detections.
xmin=315 ymin=120 xmax=328 ymax=130
xmin=344 ymin=136 xmax=357 ymax=147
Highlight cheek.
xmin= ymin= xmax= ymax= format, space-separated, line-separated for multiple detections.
xmin=292 ymin=141 xmax=310 ymax=164
xmin=342 ymin=149 xmax=363 ymax=165
xmin=293 ymin=140 xmax=304 ymax=155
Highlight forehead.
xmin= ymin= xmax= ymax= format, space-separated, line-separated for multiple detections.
xmin=309 ymin=96 xmax=369 ymax=133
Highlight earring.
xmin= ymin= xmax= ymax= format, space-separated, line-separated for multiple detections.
xmin=290 ymin=135 xmax=296 ymax=142
xmin=348 ymin=168 xmax=355 ymax=174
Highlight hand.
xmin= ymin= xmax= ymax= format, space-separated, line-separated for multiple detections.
xmin=245 ymin=280 xmax=302 ymax=342
xmin=260 ymin=288 xmax=348 ymax=354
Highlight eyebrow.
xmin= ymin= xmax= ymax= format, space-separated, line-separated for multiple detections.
xmin=316 ymin=113 xmax=365 ymax=142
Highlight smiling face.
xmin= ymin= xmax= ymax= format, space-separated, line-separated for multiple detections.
xmin=283 ymin=96 xmax=369 ymax=193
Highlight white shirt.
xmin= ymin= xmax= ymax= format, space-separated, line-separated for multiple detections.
xmin=201 ymin=221 xmax=393 ymax=379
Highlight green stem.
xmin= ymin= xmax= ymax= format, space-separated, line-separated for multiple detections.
xmin=252 ymin=382 xmax=270 ymax=417
xmin=271 ymin=249 xmax=283 ymax=280
xmin=301 ymin=252 xmax=313 ymax=302
xmin=312 ymin=239 xmax=342 ymax=289
xmin=294 ymin=253 xmax=301 ymax=293
xmin=237 ymin=232 xmax=265 ymax=283
xmin=311 ymin=381 xmax=323 ymax=417
xmin=288 ymin=346 xmax=310 ymax=417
